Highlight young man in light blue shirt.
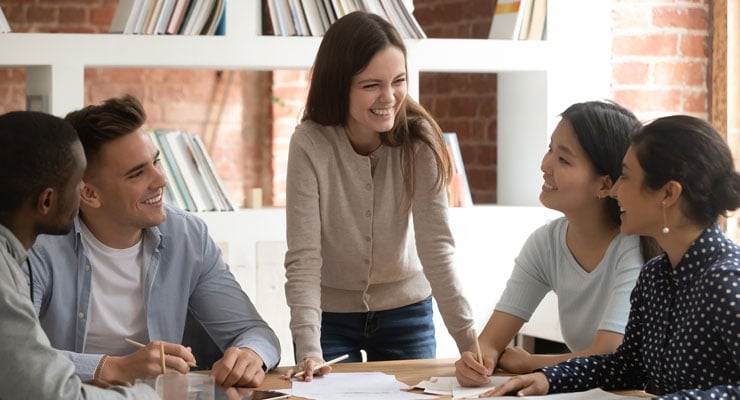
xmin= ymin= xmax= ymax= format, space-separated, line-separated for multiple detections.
xmin=28 ymin=94 xmax=280 ymax=387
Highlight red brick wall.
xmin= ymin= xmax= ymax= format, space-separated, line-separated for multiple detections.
xmin=611 ymin=0 xmax=710 ymax=120
xmin=271 ymin=70 xmax=310 ymax=207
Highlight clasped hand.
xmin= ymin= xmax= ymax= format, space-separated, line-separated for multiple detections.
xmin=101 ymin=342 xmax=264 ymax=387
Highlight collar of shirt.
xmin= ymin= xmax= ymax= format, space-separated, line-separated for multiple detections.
xmin=0 ymin=223 xmax=26 ymax=265
xmin=72 ymin=214 xmax=165 ymax=252
xmin=660 ymin=223 xmax=725 ymax=287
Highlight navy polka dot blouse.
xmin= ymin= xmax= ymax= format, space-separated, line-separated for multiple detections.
xmin=540 ymin=224 xmax=740 ymax=399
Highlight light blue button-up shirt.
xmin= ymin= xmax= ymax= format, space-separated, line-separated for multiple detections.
xmin=28 ymin=205 xmax=280 ymax=381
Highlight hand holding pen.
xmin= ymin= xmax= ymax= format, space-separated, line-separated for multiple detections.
xmin=283 ymin=354 xmax=350 ymax=381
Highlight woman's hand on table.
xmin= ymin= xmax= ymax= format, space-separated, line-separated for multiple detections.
xmin=282 ymin=357 xmax=332 ymax=382
xmin=479 ymin=372 xmax=549 ymax=397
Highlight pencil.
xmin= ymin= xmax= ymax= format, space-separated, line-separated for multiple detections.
xmin=124 ymin=338 xmax=146 ymax=348
xmin=124 ymin=338 xmax=197 ymax=368
xmin=472 ymin=328 xmax=483 ymax=364
xmin=293 ymin=354 xmax=350 ymax=378
xmin=160 ymin=342 xmax=166 ymax=375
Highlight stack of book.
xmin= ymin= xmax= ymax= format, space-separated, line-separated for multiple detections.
xmin=149 ymin=129 xmax=238 ymax=212
xmin=263 ymin=0 xmax=425 ymax=38
xmin=109 ymin=0 xmax=225 ymax=35
xmin=488 ymin=0 xmax=547 ymax=41
xmin=0 ymin=5 xmax=10 ymax=33
xmin=443 ymin=133 xmax=473 ymax=207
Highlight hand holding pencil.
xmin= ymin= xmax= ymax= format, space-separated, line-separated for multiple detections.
xmin=454 ymin=328 xmax=495 ymax=387
xmin=93 ymin=338 xmax=197 ymax=384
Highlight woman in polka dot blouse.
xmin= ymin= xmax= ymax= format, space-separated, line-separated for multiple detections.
xmin=486 ymin=115 xmax=740 ymax=399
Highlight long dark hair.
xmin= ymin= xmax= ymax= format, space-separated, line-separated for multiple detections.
xmin=561 ymin=101 xmax=661 ymax=260
xmin=302 ymin=11 xmax=451 ymax=203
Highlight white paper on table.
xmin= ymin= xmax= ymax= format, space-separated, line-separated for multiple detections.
xmin=414 ymin=376 xmax=510 ymax=398
xmin=291 ymin=372 xmax=438 ymax=400
xmin=293 ymin=392 xmax=438 ymax=400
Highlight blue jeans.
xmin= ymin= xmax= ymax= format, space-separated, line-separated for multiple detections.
xmin=319 ymin=296 xmax=436 ymax=362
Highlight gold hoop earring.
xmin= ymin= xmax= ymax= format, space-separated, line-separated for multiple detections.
xmin=662 ymin=201 xmax=670 ymax=234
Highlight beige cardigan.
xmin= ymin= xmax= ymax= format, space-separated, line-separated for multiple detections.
xmin=284 ymin=120 xmax=475 ymax=361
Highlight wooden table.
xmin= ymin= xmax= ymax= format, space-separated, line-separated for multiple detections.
xmin=216 ymin=358 xmax=652 ymax=399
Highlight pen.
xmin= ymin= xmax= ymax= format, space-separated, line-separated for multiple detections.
xmin=124 ymin=338 xmax=197 ymax=368
xmin=293 ymin=354 xmax=350 ymax=378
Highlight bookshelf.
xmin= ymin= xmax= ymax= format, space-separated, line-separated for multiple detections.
xmin=0 ymin=0 xmax=611 ymax=361
xmin=0 ymin=1 xmax=611 ymax=205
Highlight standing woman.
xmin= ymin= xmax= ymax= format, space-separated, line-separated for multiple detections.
xmin=284 ymin=11 xmax=475 ymax=379
xmin=488 ymin=115 xmax=740 ymax=399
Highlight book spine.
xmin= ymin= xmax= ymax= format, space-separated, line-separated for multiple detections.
xmin=166 ymin=131 xmax=216 ymax=211
xmin=155 ymin=130 xmax=197 ymax=211
xmin=148 ymin=131 xmax=184 ymax=208
xmin=183 ymin=133 xmax=226 ymax=211
xmin=191 ymin=135 xmax=238 ymax=211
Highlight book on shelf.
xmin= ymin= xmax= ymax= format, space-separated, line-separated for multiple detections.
xmin=516 ymin=0 xmax=533 ymax=40
xmin=142 ymin=0 xmax=164 ymax=34
xmin=153 ymin=0 xmax=177 ymax=34
xmin=202 ymin=0 xmax=225 ymax=35
xmin=313 ymin=0 xmax=333 ymax=32
xmin=443 ymin=133 xmax=473 ymax=207
xmin=109 ymin=0 xmax=224 ymax=35
xmin=272 ymin=0 xmax=297 ymax=36
xmin=109 ymin=0 xmax=136 ymax=33
xmin=300 ymin=0 xmax=327 ymax=36
xmin=149 ymin=130 xmax=196 ymax=210
xmin=0 ymin=5 xmax=11 ymax=33
xmin=287 ymin=0 xmax=311 ymax=36
xmin=487 ymin=0 xmax=546 ymax=40
xmin=150 ymin=129 xmax=237 ymax=212
xmin=263 ymin=0 xmax=281 ymax=35
xmin=394 ymin=0 xmax=426 ymax=39
xmin=262 ymin=0 xmax=425 ymax=38
xmin=526 ymin=0 xmax=547 ymax=40
xmin=321 ymin=0 xmax=338 ymax=24
xmin=488 ymin=0 xmax=522 ymax=40
xmin=165 ymin=0 xmax=191 ymax=34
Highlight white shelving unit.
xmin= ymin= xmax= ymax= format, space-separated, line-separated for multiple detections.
xmin=0 ymin=0 xmax=613 ymax=362
xmin=0 ymin=0 xmax=611 ymax=206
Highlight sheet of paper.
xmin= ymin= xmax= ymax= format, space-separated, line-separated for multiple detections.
xmin=291 ymin=372 xmax=437 ymax=400
xmin=414 ymin=376 xmax=510 ymax=398
xmin=451 ymin=376 xmax=510 ymax=398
